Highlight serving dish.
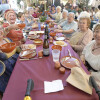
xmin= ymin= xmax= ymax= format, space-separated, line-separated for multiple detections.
xmin=0 ymin=42 xmax=16 ymax=53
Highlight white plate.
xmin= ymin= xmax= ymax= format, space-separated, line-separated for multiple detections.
xmin=53 ymin=41 xmax=67 ymax=47
xmin=55 ymin=37 xmax=65 ymax=41
xmin=29 ymin=31 xmax=44 ymax=35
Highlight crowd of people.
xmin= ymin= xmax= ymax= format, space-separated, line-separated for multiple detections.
xmin=0 ymin=2 xmax=100 ymax=98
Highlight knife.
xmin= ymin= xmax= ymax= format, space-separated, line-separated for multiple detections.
xmin=19 ymin=58 xmax=38 ymax=61
xmin=19 ymin=57 xmax=43 ymax=61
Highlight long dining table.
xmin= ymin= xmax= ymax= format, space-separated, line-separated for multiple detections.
xmin=2 ymin=32 xmax=99 ymax=100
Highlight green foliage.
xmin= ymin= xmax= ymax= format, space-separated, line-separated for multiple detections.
xmin=40 ymin=16 xmax=47 ymax=22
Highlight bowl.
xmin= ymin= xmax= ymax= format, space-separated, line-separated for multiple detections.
xmin=52 ymin=45 xmax=62 ymax=51
xmin=33 ymin=39 xmax=43 ymax=45
xmin=0 ymin=42 xmax=16 ymax=53
xmin=41 ymin=26 xmax=45 ymax=29
xmin=49 ymin=32 xmax=56 ymax=37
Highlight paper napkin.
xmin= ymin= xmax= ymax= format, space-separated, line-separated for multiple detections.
xmin=44 ymin=80 xmax=64 ymax=93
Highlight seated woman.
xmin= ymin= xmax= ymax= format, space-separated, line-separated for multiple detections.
xmin=50 ymin=6 xmax=62 ymax=23
xmin=53 ymin=9 xmax=68 ymax=26
xmin=32 ymin=7 xmax=39 ymax=18
xmin=2 ymin=9 xmax=24 ymax=46
xmin=49 ymin=5 xmax=56 ymax=20
xmin=81 ymin=23 xmax=100 ymax=86
xmin=0 ymin=26 xmax=19 ymax=93
xmin=17 ymin=12 xmax=25 ymax=24
xmin=58 ymin=9 xmax=68 ymax=26
xmin=69 ymin=11 xmax=93 ymax=56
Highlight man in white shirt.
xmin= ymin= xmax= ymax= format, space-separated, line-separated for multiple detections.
xmin=54 ymin=12 xmax=78 ymax=38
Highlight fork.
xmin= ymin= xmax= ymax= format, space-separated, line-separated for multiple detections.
xmin=68 ymin=49 xmax=71 ymax=58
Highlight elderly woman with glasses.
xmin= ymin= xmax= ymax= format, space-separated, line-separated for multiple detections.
xmin=81 ymin=23 xmax=100 ymax=86
xmin=69 ymin=11 xmax=93 ymax=56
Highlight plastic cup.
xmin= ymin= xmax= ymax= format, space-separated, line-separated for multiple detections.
xmin=52 ymin=49 xmax=60 ymax=62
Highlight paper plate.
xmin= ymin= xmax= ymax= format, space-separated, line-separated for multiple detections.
xmin=29 ymin=31 xmax=44 ymax=35
xmin=60 ymin=56 xmax=80 ymax=69
xmin=55 ymin=36 xmax=65 ymax=41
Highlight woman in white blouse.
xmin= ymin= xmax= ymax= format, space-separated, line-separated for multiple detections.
xmin=81 ymin=23 xmax=100 ymax=86
xmin=51 ymin=6 xmax=62 ymax=23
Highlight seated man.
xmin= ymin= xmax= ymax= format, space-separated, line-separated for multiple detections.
xmin=54 ymin=12 xmax=78 ymax=38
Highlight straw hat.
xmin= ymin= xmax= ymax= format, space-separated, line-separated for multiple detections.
xmin=66 ymin=67 xmax=92 ymax=94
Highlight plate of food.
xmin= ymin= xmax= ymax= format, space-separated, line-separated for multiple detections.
xmin=29 ymin=31 xmax=44 ymax=35
xmin=53 ymin=41 xmax=67 ymax=47
xmin=33 ymin=39 xmax=43 ymax=45
xmin=21 ymin=44 xmax=36 ymax=51
xmin=19 ymin=49 xmax=37 ymax=59
xmin=60 ymin=56 xmax=80 ymax=69
xmin=27 ymin=34 xmax=40 ymax=40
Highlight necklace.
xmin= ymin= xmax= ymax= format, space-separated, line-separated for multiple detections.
xmin=92 ymin=43 xmax=100 ymax=51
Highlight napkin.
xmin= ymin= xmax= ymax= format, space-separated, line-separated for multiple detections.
xmin=44 ymin=80 xmax=64 ymax=93
xmin=66 ymin=67 xmax=92 ymax=95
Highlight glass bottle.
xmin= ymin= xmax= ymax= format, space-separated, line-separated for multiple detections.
xmin=43 ymin=32 xmax=49 ymax=56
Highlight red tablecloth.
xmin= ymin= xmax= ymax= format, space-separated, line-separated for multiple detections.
xmin=2 ymin=38 xmax=99 ymax=100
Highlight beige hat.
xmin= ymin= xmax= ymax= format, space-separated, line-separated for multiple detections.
xmin=66 ymin=67 xmax=92 ymax=95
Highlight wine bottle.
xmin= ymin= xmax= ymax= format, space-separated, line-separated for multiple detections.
xmin=45 ymin=24 xmax=49 ymax=39
xmin=43 ymin=33 xmax=49 ymax=56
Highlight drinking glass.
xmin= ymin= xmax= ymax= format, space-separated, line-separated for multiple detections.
xmin=52 ymin=49 xmax=60 ymax=62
